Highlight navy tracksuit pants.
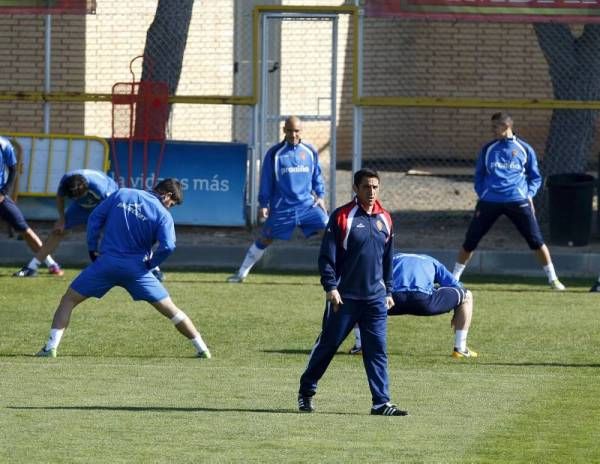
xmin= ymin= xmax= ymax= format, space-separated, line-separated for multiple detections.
xmin=299 ymin=297 xmax=390 ymax=406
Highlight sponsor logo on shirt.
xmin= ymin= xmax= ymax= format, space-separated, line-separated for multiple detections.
xmin=280 ymin=165 xmax=310 ymax=175
xmin=117 ymin=202 xmax=148 ymax=221
xmin=491 ymin=161 xmax=521 ymax=170
xmin=356 ymin=223 xmax=366 ymax=228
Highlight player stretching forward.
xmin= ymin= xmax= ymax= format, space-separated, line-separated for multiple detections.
xmin=349 ymin=253 xmax=477 ymax=359
xmin=227 ymin=116 xmax=328 ymax=283
xmin=14 ymin=169 xmax=117 ymax=277
xmin=0 ymin=136 xmax=62 ymax=276
xmin=36 ymin=178 xmax=211 ymax=359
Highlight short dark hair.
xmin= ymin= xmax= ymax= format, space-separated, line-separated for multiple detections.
xmin=491 ymin=112 xmax=513 ymax=126
xmin=63 ymin=174 xmax=88 ymax=198
xmin=353 ymin=168 xmax=380 ymax=187
xmin=154 ymin=178 xmax=183 ymax=205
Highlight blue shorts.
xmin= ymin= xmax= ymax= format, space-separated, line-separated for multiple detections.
xmin=71 ymin=255 xmax=168 ymax=302
xmin=64 ymin=203 xmax=94 ymax=229
xmin=463 ymin=200 xmax=545 ymax=251
xmin=261 ymin=203 xmax=328 ymax=241
xmin=388 ymin=287 xmax=467 ymax=316
xmin=0 ymin=195 xmax=29 ymax=231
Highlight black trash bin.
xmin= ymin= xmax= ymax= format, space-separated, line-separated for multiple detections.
xmin=547 ymin=173 xmax=596 ymax=246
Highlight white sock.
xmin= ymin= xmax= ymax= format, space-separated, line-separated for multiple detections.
xmin=191 ymin=334 xmax=209 ymax=353
xmin=453 ymin=263 xmax=466 ymax=280
xmin=543 ymin=263 xmax=558 ymax=282
xmin=353 ymin=326 xmax=362 ymax=348
xmin=238 ymin=243 xmax=266 ymax=278
xmin=44 ymin=256 xmax=57 ymax=267
xmin=454 ymin=330 xmax=468 ymax=352
xmin=46 ymin=328 xmax=64 ymax=350
xmin=28 ymin=257 xmax=41 ymax=270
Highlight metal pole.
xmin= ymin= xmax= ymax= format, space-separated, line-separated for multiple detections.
xmin=250 ymin=105 xmax=260 ymax=226
xmin=43 ymin=14 xmax=52 ymax=134
xmin=254 ymin=13 xmax=270 ymax=227
xmin=330 ymin=17 xmax=338 ymax=210
xmin=352 ymin=2 xmax=363 ymax=178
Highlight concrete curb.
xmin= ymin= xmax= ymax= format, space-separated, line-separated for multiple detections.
xmin=1 ymin=239 xmax=599 ymax=278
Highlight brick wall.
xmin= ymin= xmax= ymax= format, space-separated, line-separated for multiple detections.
xmin=0 ymin=1 xmax=597 ymax=167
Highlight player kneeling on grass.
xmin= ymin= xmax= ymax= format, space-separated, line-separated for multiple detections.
xmin=349 ymin=253 xmax=477 ymax=359
xmin=35 ymin=178 xmax=211 ymax=359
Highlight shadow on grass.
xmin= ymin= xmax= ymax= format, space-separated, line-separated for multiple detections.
xmin=263 ymin=349 xmax=357 ymax=356
xmin=479 ymin=361 xmax=600 ymax=368
xmin=144 ymin=279 xmax=322 ymax=286
xmin=7 ymin=405 xmax=358 ymax=415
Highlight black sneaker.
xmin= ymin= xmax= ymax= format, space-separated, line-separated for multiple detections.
xmin=370 ymin=403 xmax=408 ymax=416
xmin=298 ymin=394 xmax=315 ymax=413
xmin=13 ymin=266 xmax=37 ymax=277
xmin=590 ymin=282 xmax=600 ymax=292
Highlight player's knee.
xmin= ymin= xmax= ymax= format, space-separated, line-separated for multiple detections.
xmin=257 ymin=237 xmax=273 ymax=248
xmin=462 ymin=240 xmax=478 ymax=253
xmin=464 ymin=289 xmax=472 ymax=302
xmin=170 ymin=311 xmax=188 ymax=325
xmin=529 ymin=239 xmax=545 ymax=250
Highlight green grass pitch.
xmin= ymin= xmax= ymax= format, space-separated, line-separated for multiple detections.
xmin=1 ymin=267 xmax=599 ymax=463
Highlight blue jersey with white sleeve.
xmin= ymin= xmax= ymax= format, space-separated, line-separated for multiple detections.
xmin=58 ymin=169 xmax=118 ymax=209
xmin=258 ymin=140 xmax=325 ymax=211
xmin=87 ymin=188 xmax=176 ymax=269
xmin=392 ymin=253 xmax=461 ymax=295
xmin=0 ymin=136 xmax=17 ymax=192
xmin=474 ymin=135 xmax=541 ymax=203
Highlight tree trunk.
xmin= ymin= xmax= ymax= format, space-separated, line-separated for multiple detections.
xmin=534 ymin=23 xmax=600 ymax=177
xmin=135 ymin=0 xmax=194 ymax=138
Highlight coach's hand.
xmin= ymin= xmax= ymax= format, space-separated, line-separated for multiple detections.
xmin=259 ymin=207 xmax=269 ymax=220
xmin=326 ymin=289 xmax=343 ymax=312
xmin=88 ymin=250 xmax=98 ymax=262
xmin=0 ymin=192 xmax=4 ymax=204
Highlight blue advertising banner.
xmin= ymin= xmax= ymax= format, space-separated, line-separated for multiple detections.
xmin=17 ymin=140 xmax=248 ymax=227
xmin=109 ymin=140 xmax=248 ymax=226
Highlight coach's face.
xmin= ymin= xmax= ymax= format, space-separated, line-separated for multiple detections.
xmin=354 ymin=176 xmax=379 ymax=211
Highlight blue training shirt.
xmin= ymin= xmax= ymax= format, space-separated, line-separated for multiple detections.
xmin=87 ymin=188 xmax=176 ymax=269
xmin=474 ymin=135 xmax=541 ymax=203
xmin=392 ymin=253 xmax=461 ymax=295
xmin=57 ymin=169 xmax=118 ymax=209
xmin=0 ymin=136 xmax=17 ymax=192
xmin=258 ymin=140 xmax=325 ymax=211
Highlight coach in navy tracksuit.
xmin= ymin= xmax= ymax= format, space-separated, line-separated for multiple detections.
xmin=452 ymin=112 xmax=565 ymax=291
xmin=298 ymin=168 xmax=407 ymax=417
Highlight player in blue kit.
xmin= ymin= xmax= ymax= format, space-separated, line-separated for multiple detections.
xmin=35 ymin=178 xmax=211 ymax=359
xmin=452 ymin=112 xmax=565 ymax=291
xmin=349 ymin=253 xmax=477 ymax=359
xmin=0 ymin=136 xmax=63 ymax=276
xmin=14 ymin=169 xmax=118 ymax=277
xmin=227 ymin=116 xmax=328 ymax=283
xmin=298 ymin=168 xmax=407 ymax=416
